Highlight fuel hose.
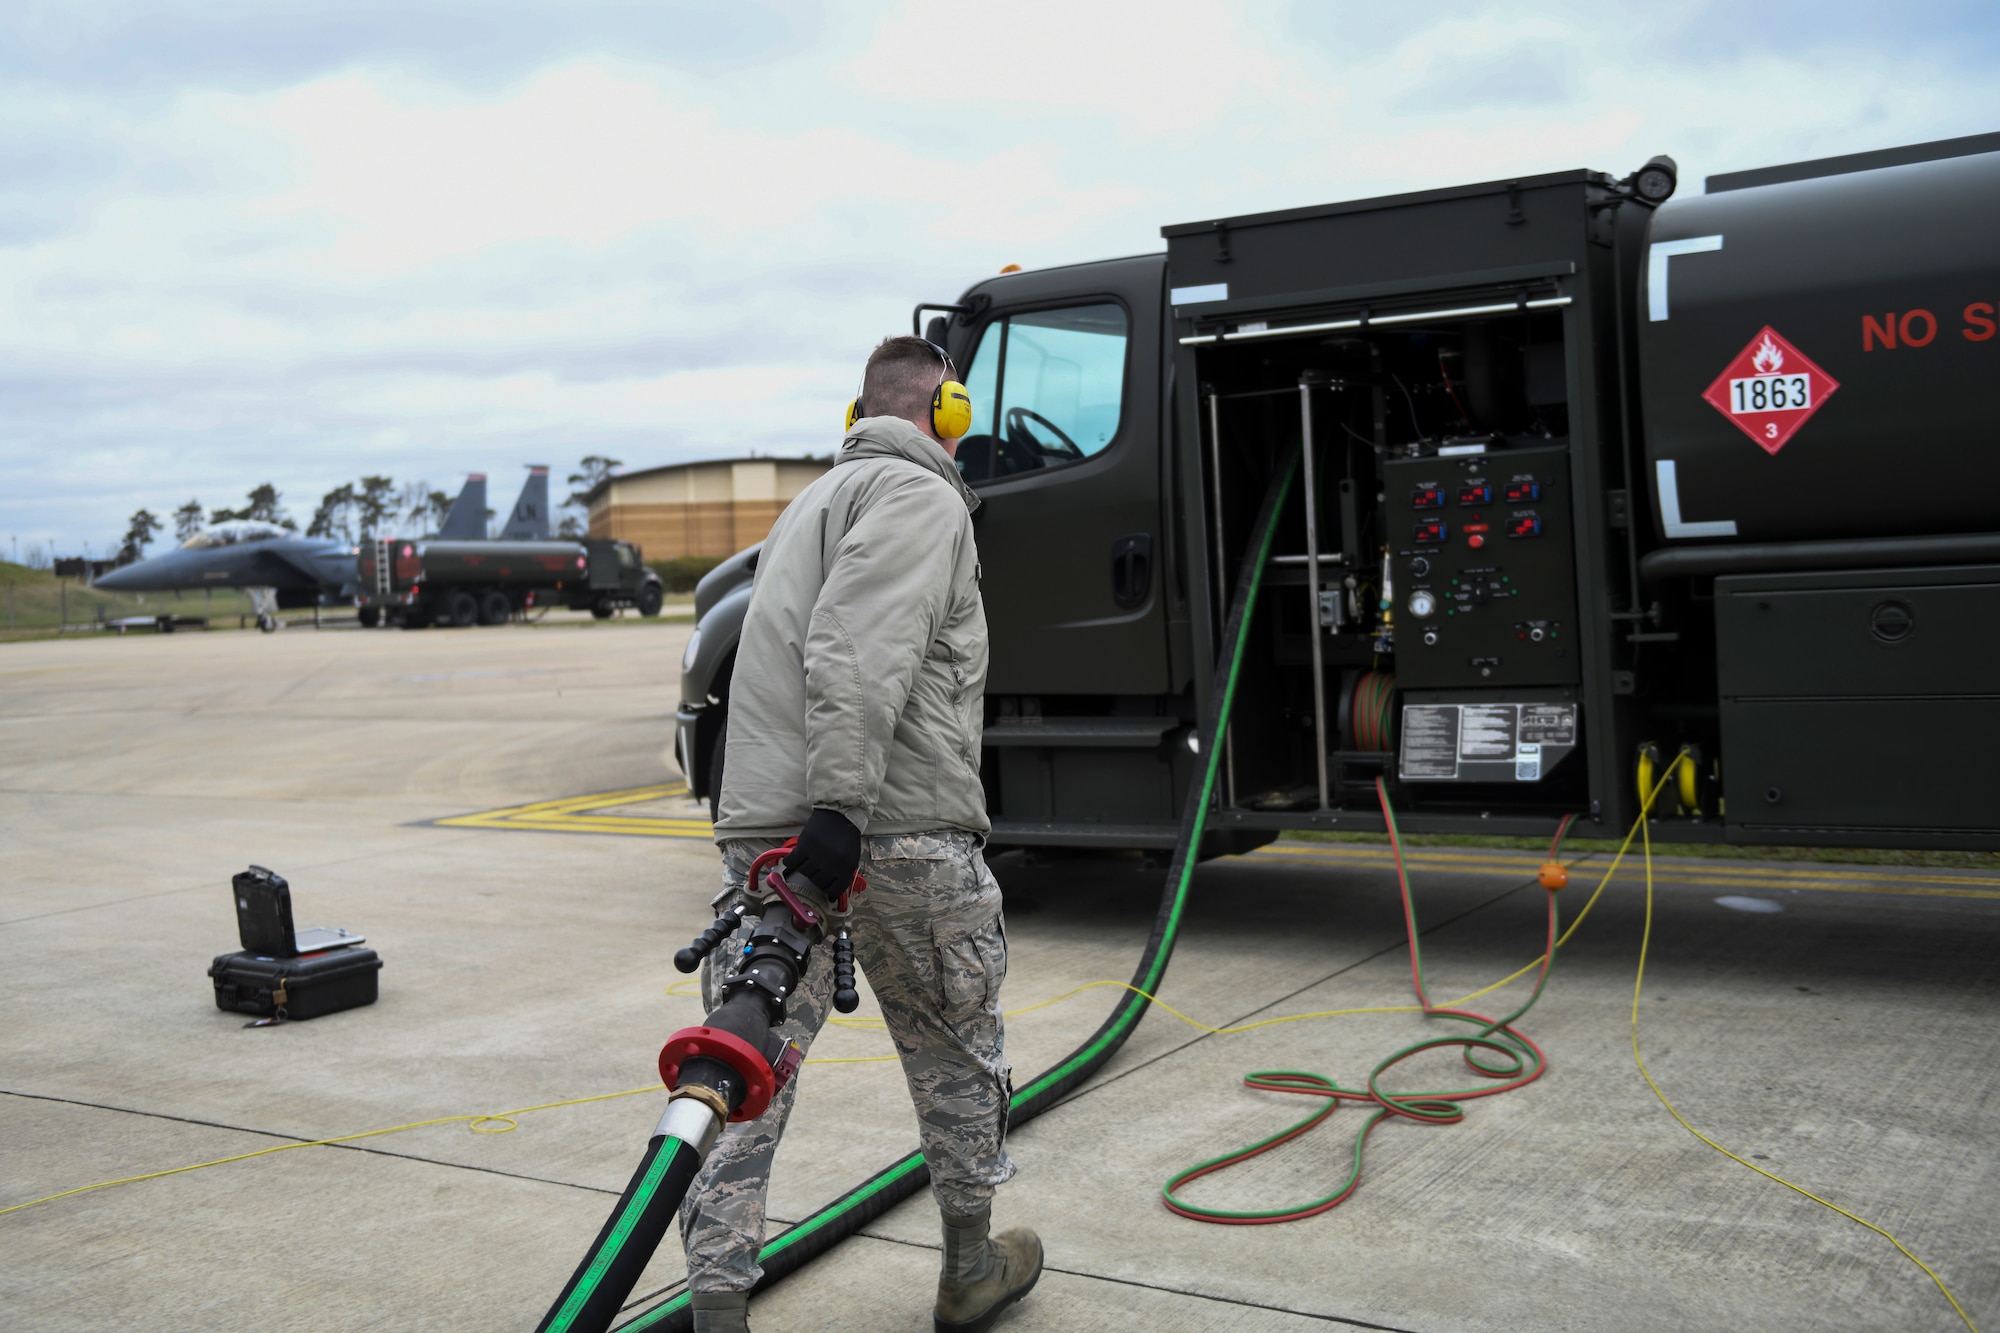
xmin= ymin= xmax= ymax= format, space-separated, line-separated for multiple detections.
xmin=610 ymin=447 xmax=1300 ymax=1331
xmin=538 ymin=1129 xmax=707 ymax=1333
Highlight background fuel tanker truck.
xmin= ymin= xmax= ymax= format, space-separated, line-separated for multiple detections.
xmin=677 ymin=130 xmax=2000 ymax=854
xmin=360 ymin=536 xmax=664 ymax=628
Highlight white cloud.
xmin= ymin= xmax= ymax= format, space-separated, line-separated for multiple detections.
xmin=2 ymin=0 xmax=1996 ymax=553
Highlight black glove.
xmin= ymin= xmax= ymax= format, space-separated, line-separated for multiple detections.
xmin=784 ymin=808 xmax=862 ymax=896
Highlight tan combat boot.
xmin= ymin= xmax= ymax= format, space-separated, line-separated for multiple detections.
xmin=934 ymin=1205 xmax=1043 ymax=1332
xmin=690 ymin=1289 xmax=750 ymax=1333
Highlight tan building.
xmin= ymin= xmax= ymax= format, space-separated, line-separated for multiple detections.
xmin=585 ymin=457 xmax=831 ymax=559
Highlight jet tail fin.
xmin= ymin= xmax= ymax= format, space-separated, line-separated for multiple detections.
xmin=438 ymin=475 xmax=488 ymax=540
xmin=500 ymin=466 xmax=551 ymax=541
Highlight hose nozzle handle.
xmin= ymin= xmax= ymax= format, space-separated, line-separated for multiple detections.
xmin=675 ymin=909 xmax=743 ymax=973
xmin=832 ymin=928 xmax=859 ymax=1013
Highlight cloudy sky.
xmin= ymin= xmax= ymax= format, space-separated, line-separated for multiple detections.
xmin=4 ymin=0 xmax=1996 ymax=558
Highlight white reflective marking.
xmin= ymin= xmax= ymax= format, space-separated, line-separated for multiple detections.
xmin=1170 ymin=283 xmax=1230 ymax=306
xmin=1655 ymin=459 xmax=1738 ymax=539
xmin=1647 ymin=235 xmax=1724 ymax=321
xmin=1715 ymin=895 xmax=1784 ymax=914
xmin=1176 ymin=296 xmax=1571 ymax=346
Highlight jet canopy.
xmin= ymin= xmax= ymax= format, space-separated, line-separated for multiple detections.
xmin=180 ymin=520 xmax=290 ymax=550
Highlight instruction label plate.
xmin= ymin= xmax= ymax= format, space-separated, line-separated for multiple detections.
xmin=1399 ymin=702 xmax=1577 ymax=782
xmin=1399 ymin=705 xmax=1461 ymax=779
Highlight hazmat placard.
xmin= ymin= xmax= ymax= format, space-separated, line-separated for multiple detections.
xmin=1701 ymin=326 xmax=1839 ymax=456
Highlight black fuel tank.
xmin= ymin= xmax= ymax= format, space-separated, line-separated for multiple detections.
xmin=1637 ymin=148 xmax=2000 ymax=546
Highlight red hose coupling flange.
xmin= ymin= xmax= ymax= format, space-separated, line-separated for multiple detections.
xmin=659 ymin=1025 xmax=778 ymax=1123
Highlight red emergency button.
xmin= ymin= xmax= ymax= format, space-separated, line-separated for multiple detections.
xmin=1468 ymin=533 xmax=1485 ymax=549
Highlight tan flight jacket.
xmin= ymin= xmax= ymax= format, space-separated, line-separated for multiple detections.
xmin=713 ymin=416 xmax=989 ymax=841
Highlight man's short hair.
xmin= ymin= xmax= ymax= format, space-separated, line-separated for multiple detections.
xmin=860 ymin=336 xmax=951 ymax=429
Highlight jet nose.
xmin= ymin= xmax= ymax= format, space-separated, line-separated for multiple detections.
xmin=92 ymin=551 xmax=185 ymax=591
xmin=91 ymin=562 xmax=143 ymax=590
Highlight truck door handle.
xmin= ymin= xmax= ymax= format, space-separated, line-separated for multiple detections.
xmin=1111 ymin=533 xmax=1153 ymax=610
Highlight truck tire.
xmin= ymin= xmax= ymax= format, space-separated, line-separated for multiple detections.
xmin=446 ymin=589 xmax=479 ymax=628
xmin=636 ymin=582 xmax=664 ymax=617
xmin=358 ymin=606 xmax=381 ymax=629
xmin=590 ymin=599 xmax=615 ymax=620
xmin=479 ymin=589 xmax=512 ymax=625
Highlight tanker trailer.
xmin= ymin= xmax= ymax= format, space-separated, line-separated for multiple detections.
xmin=359 ymin=537 xmax=664 ymax=627
xmin=360 ymin=538 xmax=588 ymax=627
xmin=1634 ymin=134 xmax=2000 ymax=844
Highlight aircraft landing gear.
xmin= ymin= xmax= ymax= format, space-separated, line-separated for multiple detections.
xmin=249 ymin=588 xmax=279 ymax=634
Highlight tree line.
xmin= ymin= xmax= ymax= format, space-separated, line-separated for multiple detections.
xmin=114 ymin=459 xmax=623 ymax=565
xmin=117 ymin=479 xmax=461 ymax=564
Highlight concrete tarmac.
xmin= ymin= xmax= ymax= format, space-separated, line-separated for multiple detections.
xmin=2 ymin=623 xmax=1997 ymax=1332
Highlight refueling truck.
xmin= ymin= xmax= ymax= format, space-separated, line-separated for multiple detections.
xmin=677 ymin=130 xmax=2000 ymax=854
xmin=360 ymin=535 xmax=664 ymax=628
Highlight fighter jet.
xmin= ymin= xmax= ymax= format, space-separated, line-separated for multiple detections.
xmin=94 ymin=473 xmax=492 ymax=631
xmin=91 ymin=520 xmax=356 ymax=631
xmin=436 ymin=473 xmax=489 ymax=539
xmin=497 ymin=466 xmax=551 ymax=540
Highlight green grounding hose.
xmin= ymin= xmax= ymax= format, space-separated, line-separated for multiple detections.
xmin=609 ymin=450 xmax=1301 ymax=1332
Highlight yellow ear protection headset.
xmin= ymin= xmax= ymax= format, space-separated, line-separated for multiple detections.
xmin=845 ymin=341 xmax=974 ymax=440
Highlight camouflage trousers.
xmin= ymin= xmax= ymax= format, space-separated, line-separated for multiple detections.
xmin=679 ymin=831 xmax=1016 ymax=1294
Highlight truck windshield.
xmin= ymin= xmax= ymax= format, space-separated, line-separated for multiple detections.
xmin=957 ymin=302 xmax=1127 ymax=484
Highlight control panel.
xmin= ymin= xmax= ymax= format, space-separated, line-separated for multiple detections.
xmin=1382 ymin=445 xmax=1579 ymax=688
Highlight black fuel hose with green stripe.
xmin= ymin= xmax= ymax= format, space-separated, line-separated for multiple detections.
xmin=537 ymin=1126 xmax=708 ymax=1333
xmin=610 ymin=448 xmax=1299 ymax=1332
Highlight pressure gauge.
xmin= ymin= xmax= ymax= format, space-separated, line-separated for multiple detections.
xmin=1408 ymin=590 xmax=1436 ymax=618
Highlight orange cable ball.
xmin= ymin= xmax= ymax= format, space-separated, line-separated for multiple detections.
xmin=1538 ymin=861 xmax=1569 ymax=891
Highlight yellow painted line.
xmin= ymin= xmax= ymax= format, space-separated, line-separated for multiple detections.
xmin=432 ymin=792 xmax=2000 ymax=899
xmin=1260 ymin=841 xmax=2000 ymax=888
xmin=431 ymin=782 xmax=716 ymax=840
xmin=1259 ymin=845 xmax=1553 ymax=870
xmin=1253 ymin=842 xmax=2000 ymax=902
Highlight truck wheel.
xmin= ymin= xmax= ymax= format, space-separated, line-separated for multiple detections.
xmin=707 ymin=714 xmax=726 ymax=823
xmin=358 ymin=606 xmax=381 ymax=629
xmin=446 ymin=589 xmax=479 ymax=628
xmin=636 ymin=583 xmax=664 ymax=617
xmin=479 ymin=590 xmax=512 ymax=625
xmin=590 ymin=599 xmax=615 ymax=620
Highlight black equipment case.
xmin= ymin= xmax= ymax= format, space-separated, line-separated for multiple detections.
xmin=213 ymin=864 xmax=381 ymax=1020
xmin=210 ymin=946 xmax=382 ymax=1020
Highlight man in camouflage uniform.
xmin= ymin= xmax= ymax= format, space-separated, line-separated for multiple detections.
xmin=682 ymin=336 xmax=1042 ymax=1333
